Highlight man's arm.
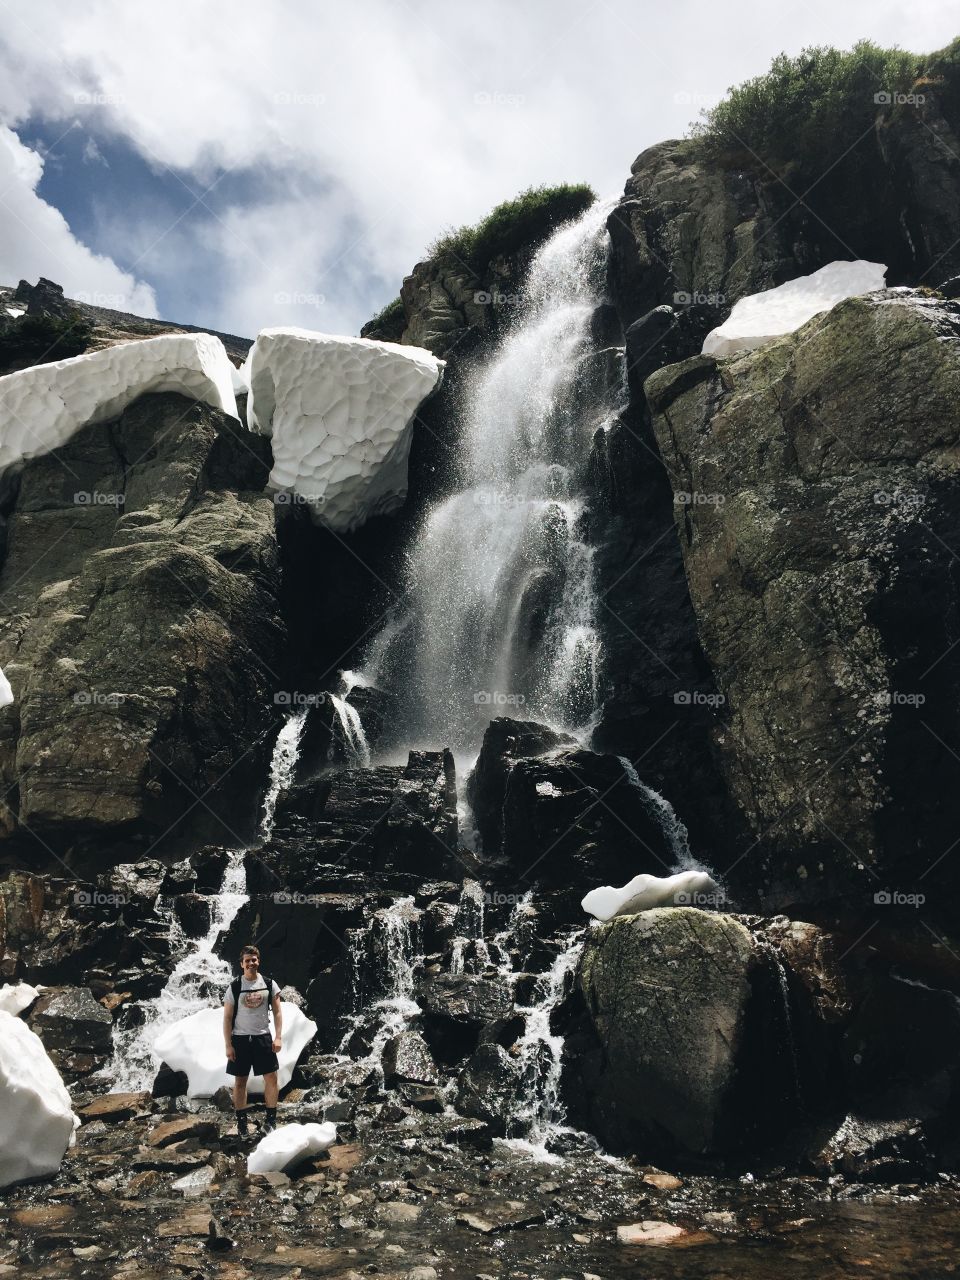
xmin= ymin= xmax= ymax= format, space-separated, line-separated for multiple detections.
xmin=224 ymin=997 xmax=236 ymax=1059
xmin=272 ymin=986 xmax=282 ymax=1053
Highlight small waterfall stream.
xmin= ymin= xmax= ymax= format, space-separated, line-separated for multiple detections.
xmin=107 ymin=712 xmax=306 ymax=1091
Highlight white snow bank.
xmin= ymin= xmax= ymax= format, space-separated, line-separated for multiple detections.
xmin=5 ymin=306 xmax=25 ymax=318
xmin=0 ymin=665 xmax=13 ymax=708
xmin=245 ymin=327 xmax=443 ymax=533
xmin=0 ymin=333 xmax=239 ymax=479
xmin=247 ymin=1120 xmax=337 ymax=1174
xmin=702 ymin=260 xmax=888 ymax=357
xmin=152 ymin=1001 xmax=317 ymax=1097
xmin=0 ymin=981 xmax=41 ymax=1015
xmin=582 ymin=869 xmax=722 ymax=923
xmin=0 ymin=1010 xmax=78 ymax=1188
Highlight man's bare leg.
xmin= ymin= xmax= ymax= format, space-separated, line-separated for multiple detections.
xmin=264 ymin=1072 xmax=279 ymax=1130
xmin=233 ymin=1075 xmax=249 ymax=1134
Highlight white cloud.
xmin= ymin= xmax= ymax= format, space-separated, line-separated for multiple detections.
xmin=0 ymin=126 xmax=156 ymax=315
xmin=0 ymin=0 xmax=956 ymax=336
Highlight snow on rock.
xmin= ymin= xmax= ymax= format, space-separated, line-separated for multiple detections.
xmin=0 ymin=981 xmax=41 ymax=1015
xmin=152 ymin=1001 xmax=317 ymax=1097
xmin=0 ymin=333 xmax=238 ymax=478
xmin=0 ymin=1010 xmax=78 ymax=1188
xmin=245 ymin=327 xmax=443 ymax=533
xmin=247 ymin=1121 xmax=337 ymax=1174
xmin=582 ymin=870 xmax=722 ymax=923
xmin=0 ymin=664 xmax=12 ymax=708
xmin=702 ymin=260 xmax=888 ymax=357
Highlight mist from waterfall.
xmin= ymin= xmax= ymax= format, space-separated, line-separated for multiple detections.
xmin=364 ymin=196 xmax=620 ymax=754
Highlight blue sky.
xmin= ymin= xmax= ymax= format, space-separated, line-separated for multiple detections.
xmin=0 ymin=1 xmax=957 ymax=339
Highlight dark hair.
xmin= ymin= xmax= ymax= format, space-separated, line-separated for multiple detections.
xmin=239 ymin=946 xmax=260 ymax=961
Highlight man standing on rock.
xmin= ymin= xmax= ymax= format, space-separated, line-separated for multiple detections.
xmin=223 ymin=945 xmax=282 ymax=1137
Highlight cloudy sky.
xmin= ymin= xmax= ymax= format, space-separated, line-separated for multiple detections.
xmin=0 ymin=1 xmax=956 ymax=338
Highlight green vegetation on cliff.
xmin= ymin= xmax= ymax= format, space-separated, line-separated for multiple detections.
xmin=0 ymin=311 xmax=94 ymax=375
xmin=690 ymin=38 xmax=960 ymax=175
xmin=429 ymin=182 xmax=596 ymax=272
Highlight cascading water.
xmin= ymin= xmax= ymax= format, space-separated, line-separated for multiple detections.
xmin=108 ymin=712 xmax=306 ymax=1091
xmin=618 ymin=755 xmax=694 ymax=869
xmin=329 ymin=693 xmax=371 ymax=766
xmin=505 ymin=929 xmax=585 ymax=1156
xmin=364 ymin=197 xmax=620 ymax=753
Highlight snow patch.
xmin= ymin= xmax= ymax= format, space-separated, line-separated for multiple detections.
xmin=0 ymin=1010 xmax=78 ymax=1188
xmin=0 ymin=332 xmax=239 ymax=479
xmin=582 ymin=869 xmax=721 ymax=922
xmin=152 ymin=1002 xmax=317 ymax=1097
xmin=247 ymin=1121 xmax=337 ymax=1174
xmin=0 ymin=665 xmax=13 ymax=708
xmin=0 ymin=981 xmax=40 ymax=1015
xmin=245 ymin=327 xmax=443 ymax=533
xmin=702 ymin=260 xmax=888 ymax=357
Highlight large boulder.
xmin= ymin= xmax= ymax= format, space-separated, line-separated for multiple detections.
xmin=568 ymin=908 xmax=762 ymax=1159
xmin=0 ymin=391 xmax=282 ymax=859
xmin=645 ymin=290 xmax=960 ymax=910
xmin=467 ymin=717 xmax=576 ymax=852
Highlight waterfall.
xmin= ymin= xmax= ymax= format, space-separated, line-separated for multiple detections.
xmin=618 ymin=755 xmax=694 ymax=869
xmin=504 ymin=929 xmax=585 ymax=1156
xmin=364 ymin=196 xmax=620 ymax=753
xmin=329 ymin=693 xmax=371 ymax=767
xmin=107 ymin=712 xmax=306 ymax=1091
xmin=336 ymin=897 xmax=423 ymax=1077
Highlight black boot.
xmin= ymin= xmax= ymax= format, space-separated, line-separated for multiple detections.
xmin=264 ymin=1107 xmax=277 ymax=1132
xmin=235 ymin=1108 xmax=249 ymax=1138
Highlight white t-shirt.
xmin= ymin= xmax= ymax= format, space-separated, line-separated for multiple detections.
xmin=224 ymin=976 xmax=280 ymax=1036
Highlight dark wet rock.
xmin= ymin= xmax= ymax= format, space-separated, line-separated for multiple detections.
xmin=191 ymin=847 xmax=229 ymax=894
xmin=79 ymin=1091 xmax=153 ymax=1122
xmin=160 ymin=858 xmax=196 ymax=895
xmin=467 ymin=717 xmax=577 ymax=853
xmin=645 ymin=290 xmax=960 ymax=911
xmin=152 ymin=1062 xmax=190 ymax=1098
xmin=172 ymin=892 xmax=211 ymax=937
xmin=382 ymin=1029 xmax=439 ymax=1086
xmin=499 ymin=748 xmax=677 ymax=886
xmin=0 ymin=391 xmax=284 ymax=864
xmin=29 ymin=985 xmax=114 ymax=1053
xmin=243 ymin=850 xmax=282 ymax=895
xmin=456 ymin=1043 xmax=523 ymax=1136
xmin=810 ymin=1115 xmax=932 ymax=1182
xmin=418 ymin=973 xmax=512 ymax=1063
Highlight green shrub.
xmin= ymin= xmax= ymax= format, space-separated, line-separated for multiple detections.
xmin=428 ymin=183 xmax=596 ymax=273
xmin=689 ymin=40 xmax=939 ymax=176
xmin=0 ymin=310 xmax=94 ymax=374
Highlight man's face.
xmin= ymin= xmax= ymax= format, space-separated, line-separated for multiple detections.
xmin=242 ymin=953 xmax=260 ymax=977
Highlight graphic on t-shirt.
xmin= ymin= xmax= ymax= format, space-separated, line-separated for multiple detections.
xmin=242 ymin=989 xmax=266 ymax=1009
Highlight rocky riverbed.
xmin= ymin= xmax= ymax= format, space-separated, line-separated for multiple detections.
xmin=4 ymin=1083 xmax=960 ymax=1280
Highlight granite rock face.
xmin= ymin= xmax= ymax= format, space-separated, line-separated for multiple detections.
xmin=645 ymin=290 xmax=960 ymax=910
xmin=0 ymin=391 xmax=282 ymax=860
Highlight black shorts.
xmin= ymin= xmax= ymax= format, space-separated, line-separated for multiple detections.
xmin=227 ymin=1032 xmax=279 ymax=1078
